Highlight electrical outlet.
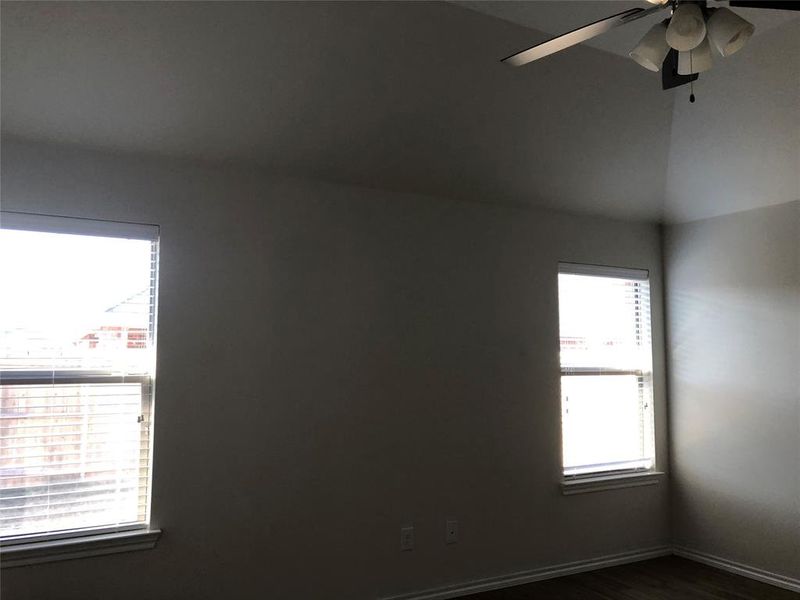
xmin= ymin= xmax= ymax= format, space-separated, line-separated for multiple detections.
xmin=445 ymin=519 xmax=458 ymax=544
xmin=400 ymin=526 xmax=414 ymax=551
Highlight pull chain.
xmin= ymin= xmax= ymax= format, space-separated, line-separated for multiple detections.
xmin=689 ymin=51 xmax=696 ymax=103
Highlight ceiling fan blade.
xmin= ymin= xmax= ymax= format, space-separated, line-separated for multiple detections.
xmin=662 ymin=49 xmax=698 ymax=90
xmin=502 ymin=4 xmax=668 ymax=67
xmin=729 ymin=1 xmax=800 ymax=10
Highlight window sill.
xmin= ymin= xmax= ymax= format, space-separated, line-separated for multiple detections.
xmin=1 ymin=528 xmax=162 ymax=568
xmin=561 ymin=471 xmax=664 ymax=495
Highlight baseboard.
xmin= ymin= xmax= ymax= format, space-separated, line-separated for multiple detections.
xmin=380 ymin=546 xmax=672 ymax=600
xmin=381 ymin=544 xmax=800 ymax=600
xmin=674 ymin=546 xmax=800 ymax=594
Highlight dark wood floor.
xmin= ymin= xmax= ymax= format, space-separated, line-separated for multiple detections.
xmin=464 ymin=556 xmax=799 ymax=600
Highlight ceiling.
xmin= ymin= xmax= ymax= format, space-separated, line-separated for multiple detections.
xmin=665 ymin=18 xmax=799 ymax=223
xmin=1 ymin=1 xmax=797 ymax=223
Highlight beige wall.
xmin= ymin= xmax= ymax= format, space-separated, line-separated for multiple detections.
xmin=1 ymin=137 xmax=669 ymax=599
xmin=665 ymin=201 xmax=800 ymax=579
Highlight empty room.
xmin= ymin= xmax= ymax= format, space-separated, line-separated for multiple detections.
xmin=0 ymin=1 xmax=798 ymax=599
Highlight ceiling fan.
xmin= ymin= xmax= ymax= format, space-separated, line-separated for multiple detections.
xmin=502 ymin=0 xmax=800 ymax=98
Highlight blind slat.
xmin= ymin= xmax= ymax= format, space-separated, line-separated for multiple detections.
xmin=2 ymin=484 xmax=149 ymax=503
xmin=0 ymin=475 xmax=150 ymax=491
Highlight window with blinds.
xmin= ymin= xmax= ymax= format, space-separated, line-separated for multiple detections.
xmin=0 ymin=212 xmax=158 ymax=543
xmin=557 ymin=263 xmax=655 ymax=478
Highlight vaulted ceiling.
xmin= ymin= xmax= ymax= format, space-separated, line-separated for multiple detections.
xmin=2 ymin=1 xmax=798 ymax=223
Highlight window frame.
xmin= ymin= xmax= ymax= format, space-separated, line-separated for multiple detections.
xmin=0 ymin=212 xmax=162 ymax=563
xmin=557 ymin=262 xmax=659 ymax=488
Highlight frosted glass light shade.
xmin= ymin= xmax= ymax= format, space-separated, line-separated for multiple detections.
xmin=666 ymin=3 xmax=706 ymax=52
xmin=678 ymin=37 xmax=713 ymax=74
xmin=630 ymin=22 xmax=671 ymax=72
xmin=707 ymin=8 xmax=755 ymax=56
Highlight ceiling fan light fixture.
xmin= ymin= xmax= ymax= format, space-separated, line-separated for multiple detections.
xmin=630 ymin=21 xmax=671 ymax=72
xmin=666 ymin=3 xmax=707 ymax=51
xmin=677 ymin=37 xmax=713 ymax=74
xmin=707 ymin=8 xmax=755 ymax=56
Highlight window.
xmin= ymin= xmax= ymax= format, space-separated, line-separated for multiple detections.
xmin=557 ymin=263 xmax=654 ymax=479
xmin=0 ymin=212 xmax=158 ymax=546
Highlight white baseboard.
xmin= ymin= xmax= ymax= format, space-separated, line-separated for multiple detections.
xmin=674 ymin=546 xmax=800 ymax=594
xmin=381 ymin=545 xmax=800 ymax=600
xmin=380 ymin=546 xmax=672 ymax=600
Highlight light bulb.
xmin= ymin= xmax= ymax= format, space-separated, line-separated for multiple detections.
xmin=666 ymin=3 xmax=707 ymax=52
xmin=630 ymin=21 xmax=671 ymax=72
xmin=707 ymin=8 xmax=755 ymax=57
xmin=678 ymin=37 xmax=713 ymax=74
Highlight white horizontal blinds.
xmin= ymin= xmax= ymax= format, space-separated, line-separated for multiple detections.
xmin=0 ymin=382 xmax=151 ymax=537
xmin=0 ymin=213 xmax=158 ymax=541
xmin=0 ymin=226 xmax=157 ymax=374
xmin=557 ymin=264 xmax=654 ymax=477
xmin=558 ymin=273 xmax=652 ymax=373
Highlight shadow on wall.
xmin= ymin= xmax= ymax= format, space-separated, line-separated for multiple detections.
xmin=666 ymin=201 xmax=800 ymax=580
